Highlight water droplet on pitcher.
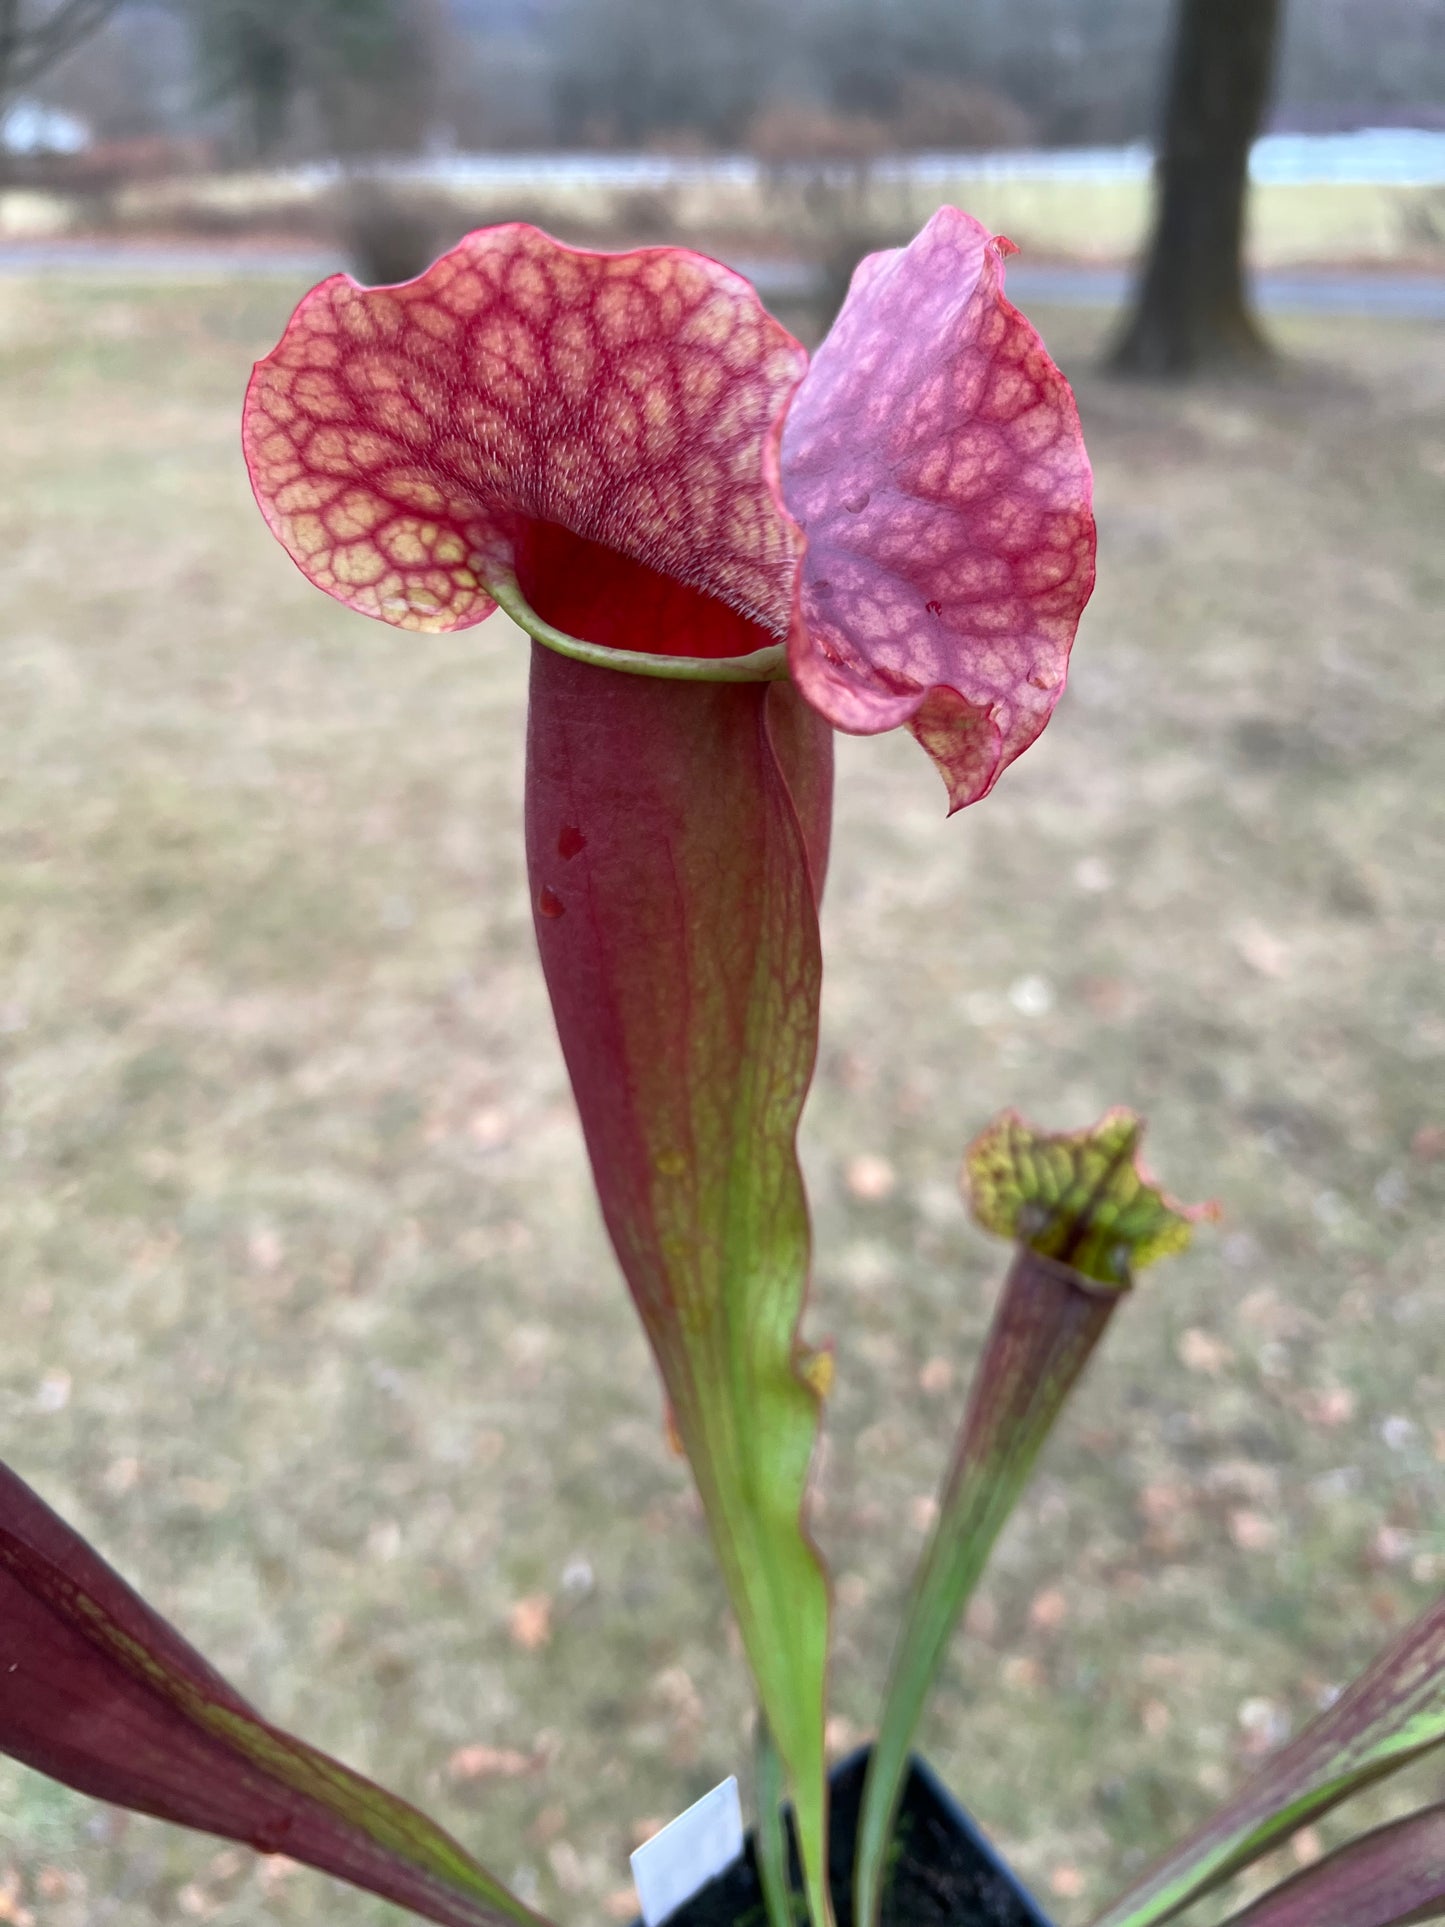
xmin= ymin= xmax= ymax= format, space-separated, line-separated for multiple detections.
xmin=537 ymin=885 xmax=565 ymax=919
xmin=556 ymin=824 xmax=586 ymax=861
xmin=842 ymin=490 xmax=870 ymax=515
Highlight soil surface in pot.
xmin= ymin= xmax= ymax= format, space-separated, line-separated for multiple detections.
xmin=650 ymin=1748 xmax=1052 ymax=1927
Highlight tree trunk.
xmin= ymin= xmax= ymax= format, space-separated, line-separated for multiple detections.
xmin=1110 ymin=0 xmax=1284 ymax=378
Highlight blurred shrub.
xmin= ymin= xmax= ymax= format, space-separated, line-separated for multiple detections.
xmin=746 ymin=105 xmax=901 ymax=335
xmin=554 ymin=0 xmax=771 ymax=149
xmin=613 ymin=186 xmax=680 ymax=241
xmin=328 ymin=179 xmax=455 ymax=285
xmin=1401 ymin=187 xmax=1445 ymax=256
xmin=889 ymin=76 xmax=1035 ymax=151
xmin=746 ymin=82 xmax=1031 ymax=171
xmin=747 ymin=103 xmax=887 ymax=168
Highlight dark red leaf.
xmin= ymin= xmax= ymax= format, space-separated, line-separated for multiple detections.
xmin=1095 ymin=1588 xmax=1445 ymax=1927
xmin=1217 ymin=1803 xmax=1445 ymax=1927
xmin=0 ymin=1462 xmax=550 ymax=1927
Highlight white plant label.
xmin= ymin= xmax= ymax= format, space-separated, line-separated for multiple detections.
xmin=631 ymin=1774 xmax=744 ymax=1926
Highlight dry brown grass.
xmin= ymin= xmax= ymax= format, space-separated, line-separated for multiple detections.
xmin=1 ymin=272 xmax=1443 ymax=1927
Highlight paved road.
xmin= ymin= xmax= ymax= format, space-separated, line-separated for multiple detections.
xmin=0 ymin=241 xmax=342 ymax=278
xmin=1005 ymin=262 xmax=1445 ymax=320
xmin=2 ymin=239 xmax=1443 ymax=319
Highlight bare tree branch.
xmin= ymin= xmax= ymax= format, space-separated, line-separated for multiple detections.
xmin=0 ymin=0 xmax=24 ymax=98
xmin=1 ymin=0 xmax=121 ymax=108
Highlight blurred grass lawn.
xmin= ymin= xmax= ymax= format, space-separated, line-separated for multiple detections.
xmin=1 ymin=272 xmax=1444 ymax=1927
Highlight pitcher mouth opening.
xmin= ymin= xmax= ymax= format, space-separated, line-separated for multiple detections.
xmin=497 ymin=520 xmax=790 ymax=683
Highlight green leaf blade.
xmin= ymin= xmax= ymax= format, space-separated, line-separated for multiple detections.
xmin=525 ymin=650 xmax=834 ymax=1927
xmin=856 ymin=1111 xmax=1205 ymax=1927
xmin=1215 ymin=1802 xmax=1445 ymax=1927
xmin=1093 ymin=1592 xmax=1445 ymax=1927
xmin=756 ymin=1720 xmax=801 ymax=1927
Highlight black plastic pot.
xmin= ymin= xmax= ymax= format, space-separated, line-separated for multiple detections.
xmin=635 ymin=1746 xmax=1055 ymax=1927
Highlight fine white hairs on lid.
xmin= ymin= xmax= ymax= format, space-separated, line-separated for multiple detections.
xmin=630 ymin=1776 xmax=745 ymax=1926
